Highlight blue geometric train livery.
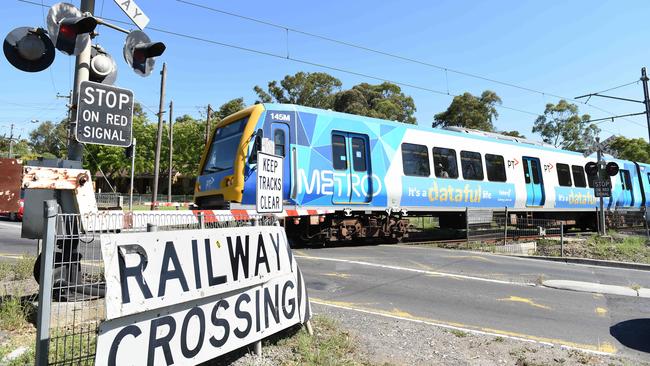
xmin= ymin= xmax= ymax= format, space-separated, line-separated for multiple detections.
xmin=194 ymin=103 xmax=649 ymax=242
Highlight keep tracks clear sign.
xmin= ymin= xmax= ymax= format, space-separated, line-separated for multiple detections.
xmin=95 ymin=225 xmax=311 ymax=365
xmin=76 ymin=80 xmax=134 ymax=147
xmin=256 ymin=152 xmax=283 ymax=213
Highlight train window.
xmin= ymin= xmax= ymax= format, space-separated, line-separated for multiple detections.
xmin=351 ymin=137 xmax=367 ymax=172
xmin=486 ymin=154 xmax=506 ymax=182
xmin=530 ymin=160 xmax=541 ymax=184
xmin=460 ymin=151 xmax=484 ymax=181
xmin=273 ymin=129 xmax=285 ymax=157
xmin=571 ymin=165 xmax=587 ymax=188
xmin=557 ymin=163 xmax=572 ymax=187
xmin=620 ymin=170 xmax=632 ymax=191
xmin=523 ymin=162 xmax=530 ymax=184
xmin=402 ymin=143 xmax=430 ymax=177
xmin=332 ymin=134 xmax=347 ymax=170
xmin=433 ymin=147 xmax=458 ymax=178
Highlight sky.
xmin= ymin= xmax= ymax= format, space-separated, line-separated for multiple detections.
xmin=1 ymin=0 xmax=650 ymax=143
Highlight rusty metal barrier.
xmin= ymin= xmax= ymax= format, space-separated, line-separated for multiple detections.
xmin=35 ymin=201 xmax=277 ymax=365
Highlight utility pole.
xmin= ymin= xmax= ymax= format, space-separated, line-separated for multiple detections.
xmin=641 ymin=67 xmax=650 ymax=144
xmin=68 ymin=0 xmax=95 ymax=161
xmin=205 ymin=104 xmax=212 ymax=146
xmin=57 ymin=90 xmax=73 ymax=146
xmin=596 ymin=138 xmax=606 ymax=236
xmin=128 ymin=138 xmax=136 ymax=211
xmin=151 ymin=62 xmax=167 ymax=210
xmin=7 ymin=124 xmax=15 ymax=158
xmin=167 ymin=100 xmax=173 ymax=203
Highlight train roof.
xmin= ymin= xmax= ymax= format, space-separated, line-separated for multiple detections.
xmin=261 ymin=103 xmax=625 ymax=161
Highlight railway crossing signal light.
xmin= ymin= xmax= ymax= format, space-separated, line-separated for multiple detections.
xmin=123 ymin=30 xmax=166 ymax=77
xmin=89 ymin=45 xmax=117 ymax=84
xmin=54 ymin=16 xmax=97 ymax=55
xmin=3 ymin=27 xmax=55 ymax=72
xmin=585 ymin=162 xmax=598 ymax=177
xmin=605 ymin=162 xmax=619 ymax=177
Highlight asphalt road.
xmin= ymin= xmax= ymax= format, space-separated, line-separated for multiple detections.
xmin=0 ymin=218 xmax=37 ymax=258
xmin=295 ymin=245 xmax=650 ymax=360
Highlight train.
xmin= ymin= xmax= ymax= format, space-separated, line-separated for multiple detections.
xmin=194 ymin=103 xmax=649 ymax=243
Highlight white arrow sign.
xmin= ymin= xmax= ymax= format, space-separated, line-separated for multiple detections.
xmin=113 ymin=0 xmax=150 ymax=30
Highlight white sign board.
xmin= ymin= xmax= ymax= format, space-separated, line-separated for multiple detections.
xmin=76 ymin=81 xmax=134 ymax=147
xmin=256 ymin=152 xmax=283 ymax=213
xmin=100 ymin=226 xmax=295 ymax=319
xmin=96 ymin=226 xmax=311 ymax=365
xmin=113 ymin=0 xmax=150 ymax=30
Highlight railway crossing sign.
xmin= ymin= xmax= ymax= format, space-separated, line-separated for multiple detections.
xmin=256 ymin=152 xmax=283 ymax=213
xmin=113 ymin=0 xmax=150 ymax=30
xmin=593 ymin=179 xmax=612 ymax=197
xmin=76 ymin=81 xmax=133 ymax=147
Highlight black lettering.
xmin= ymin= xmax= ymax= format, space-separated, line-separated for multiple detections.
xmin=205 ymin=238 xmax=227 ymax=286
xmin=282 ymin=280 xmax=295 ymax=319
xmin=147 ymin=316 xmax=176 ymax=366
xmin=133 ymin=7 xmax=142 ymax=18
xmin=120 ymin=0 xmax=131 ymax=10
xmin=234 ymin=294 xmax=252 ymax=339
xmin=227 ymin=235 xmax=250 ymax=281
xmin=180 ymin=307 xmax=205 ymax=359
xmin=158 ymin=241 xmax=190 ymax=297
xmin=210 ymin=300 xmax=230 ymax=348
xmin=264 ymin=284 xmax=280 ymax=328
xmin=118 ymin=245 xmax=152 ymax=304
xmin=254 ymin=234 xmax=271 ymax=276
xmin=269 ymin=232 xmax=281 ymax=271
xmin=191 ymin=239 xmax=202 ymax=289
xmin=255 ymin=289 xmax=261 ymax=333
xmin=108 ymin=325 xmax=141 ymax=366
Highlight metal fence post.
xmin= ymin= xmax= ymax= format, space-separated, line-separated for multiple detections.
xmin=35 ymin=200 xmax=58 ymax=366
xmin=503 ymin=207 xmax=508 ymax=245
xmin=644 ymin=210 xmax=649 ymax=240
xmin=465 ymin=207 xmax=470 ymax=246
xmin=560 ymin=222 xmax=564 ymax=257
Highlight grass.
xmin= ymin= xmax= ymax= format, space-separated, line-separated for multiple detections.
xmin=536 ymin=234 xmax=650 ymax=264
xmin=275 ymin=315 xmax=368 ymax=366
xmin=449 ymin=329 xmax=468 ymax=338
xmin=0 ymin=254 xmax=35 ymax=282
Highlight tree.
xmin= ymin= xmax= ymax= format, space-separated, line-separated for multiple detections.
xmin=213 ymin=97 xmax=246 ymax=121
xmin=254 ymin=72 xmax=342 ymax=109
xmin=171 ymin=114 xmax=205 ymax=176
xmin=433 ymin=90 xmax=502 ymax=131
xmin=333 ymin=82 xmax=417 ymax=124
xmin=532 ymin=100 xmax=598 ymax=151
xmin=500 ymin=130 xmax=526 ymax=139
xmin=29 ymin=120 xmax=68 ymax=158
xmin=607 ymin=136 xmax=650 ymax=163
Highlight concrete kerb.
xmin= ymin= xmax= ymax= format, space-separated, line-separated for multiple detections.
xmin=520 ymin=255 xmax=650 ymax=272
xmin=543 ymin=279 xmax=650 ymax=298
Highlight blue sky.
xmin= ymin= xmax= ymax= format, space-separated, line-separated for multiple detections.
xmin=2 ymin=0 xmax=649 ymax=142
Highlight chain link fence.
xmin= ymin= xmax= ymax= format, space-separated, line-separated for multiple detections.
xmin=35 ymin=201 xmax=277 ymax=365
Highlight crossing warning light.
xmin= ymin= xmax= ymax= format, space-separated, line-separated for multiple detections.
xmin=585 ymin=162 xmax=598 ymax=177
xmin=54 ymin=16 xmax=97 ymax=55
xmin=123 ymin=30 xmax=165 ymax=77
xmin=3 ymin=27 xmax=55 ymax=72
xmin=605 ymin=162 xmax=619 ymax=177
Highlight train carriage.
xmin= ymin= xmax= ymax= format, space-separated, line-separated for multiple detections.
xmin=195 ymin=103 xmax=646 ymax=243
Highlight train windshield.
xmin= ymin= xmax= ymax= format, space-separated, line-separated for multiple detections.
xmin=202 ymin=117 xmax=248 ymax=174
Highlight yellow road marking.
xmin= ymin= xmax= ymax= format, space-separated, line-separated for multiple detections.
xmin=407 ymin=259 xmax=435 ymax=271
xmin=443 ymin=255 xmax=494 ymax=263
xmin=310 ymin=297 xmax=616 ymax=355
xmin=595 ymin=307 xmax=608 ymax=316
xmin=592 ymin=293 xmax=604 ymax=299
xmin=498 ymin=296 xmax=551 ymax=310
xmin=322 ymin=272 xmax=350 ymax=279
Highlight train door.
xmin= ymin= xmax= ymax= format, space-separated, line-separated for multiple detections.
xmin=618 ymin=169 xmax=634 ymax=207
xmin=271 ymin=123 xmax=291 ymax=199
xmin=522 ymin=157 xmax=545 ymax=206
xmin=331 ymin=132 xmax=372 ymax=204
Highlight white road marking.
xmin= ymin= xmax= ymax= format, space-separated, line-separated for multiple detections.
xmin=311 ymin=299 xmax=615 ymax=356
xmin=295 ymin=255 xmax=535 ymax=286
xmin=0 ymin=221 xmax=21 ymax=229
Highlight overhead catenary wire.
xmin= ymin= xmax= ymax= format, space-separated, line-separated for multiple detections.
xmin=15 ymin=0 xmax=641 ymax=129
xmin=176 ymin=0 xmax=643 ymax=126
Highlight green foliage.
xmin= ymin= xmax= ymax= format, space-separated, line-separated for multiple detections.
xmin=333 ymin=82 xmax=417 ymax=124
xmin=532 ymin=100 xmax=598 ymax=151
xmin=255 ymin=72 xmax=417 ymax=124
xmin=607 ymin=136 xmax=650 ymax=163
xmin=28 ymin=120 xmax=68 ymax=158
xmin=254 ymin=71 xmax=342 ymax=109
xmin=500 ymin=130 xmax=526 ymax=139
xmin=433 ymin=90 xmax=502 ymax=131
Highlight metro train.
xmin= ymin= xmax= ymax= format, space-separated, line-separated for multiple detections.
xmin=194 ymin=103 xmax=649 ymax=242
